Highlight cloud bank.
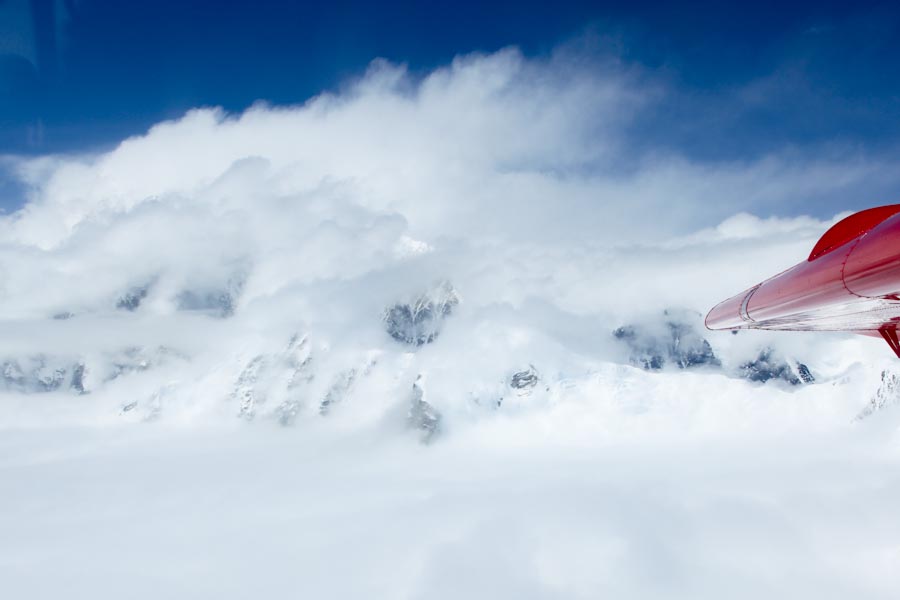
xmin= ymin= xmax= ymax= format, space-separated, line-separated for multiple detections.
xmin=1 ymin=46 xmax=900 ymax=599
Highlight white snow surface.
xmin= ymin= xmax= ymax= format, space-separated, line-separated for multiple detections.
xmin=2 ymin=47 xmax=900 ymax=599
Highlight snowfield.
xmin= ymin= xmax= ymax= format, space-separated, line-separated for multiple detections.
xmin=1 ymin=46 xmax=900 ymax=599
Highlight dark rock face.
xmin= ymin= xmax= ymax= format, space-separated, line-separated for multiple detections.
xmin=408 ymin=375 xmax=440 ymax=442
xmin=857 ymin=370 xmax=900 ymax=420
xmin=70 ymin=363 xmax=87 ymax=394
xmin=739 ymin=349 xmax=814 ymax=386
xmin=613 ymin=310 xmax=720 ymax=370
xmin=384 ymin=282 xmax=459 ymax=347
xmin=493 ymin=364 xmax=542 ymax=406
xmin=666 ymin=321 xmax=721 ymax=369
xmin=116 ymin=286 xmax=149 ymax=311
xmin=796 ymin=363 xmax=815 ymax=384
xmin=612 ymin=310 xmax=818 ymax=385
xmin=510 ymin=365 xmax=539 ymax=390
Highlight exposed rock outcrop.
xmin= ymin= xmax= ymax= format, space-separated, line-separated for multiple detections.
xmin=613 ymin=309 xmax=720 ymax=370
xmin=857 ymin=370 xmax=900 ymax=420
xmin=70 ymin=363 xmax=87 ymax=394
xmin=232 ymin=334 xmax=315 ymax=423
xmin=739 ymin=349 xmax=814 ymax=386
xmin=510 ymin=365 xmax=540 ymax=391
xmin=384 ymin=281 xmax=459 ymax=347
xmin=116 ymin=285 xmax=150 ymax=311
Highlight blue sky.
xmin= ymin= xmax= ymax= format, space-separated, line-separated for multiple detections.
xmin=1 ymin=0 xmax=899 ymax=212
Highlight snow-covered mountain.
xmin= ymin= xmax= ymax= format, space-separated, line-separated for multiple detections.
xmin=3 ymin=48 xmax=900 ymax=600
xmin=2 ymin=298 xmax=831 ymax=438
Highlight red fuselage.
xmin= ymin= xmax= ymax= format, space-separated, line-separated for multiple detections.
xmin=706 ymin=205 xmax=900 ymax=356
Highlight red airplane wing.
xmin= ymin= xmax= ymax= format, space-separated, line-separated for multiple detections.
xmin=706 ymin=204 xmax=900 ymax=357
